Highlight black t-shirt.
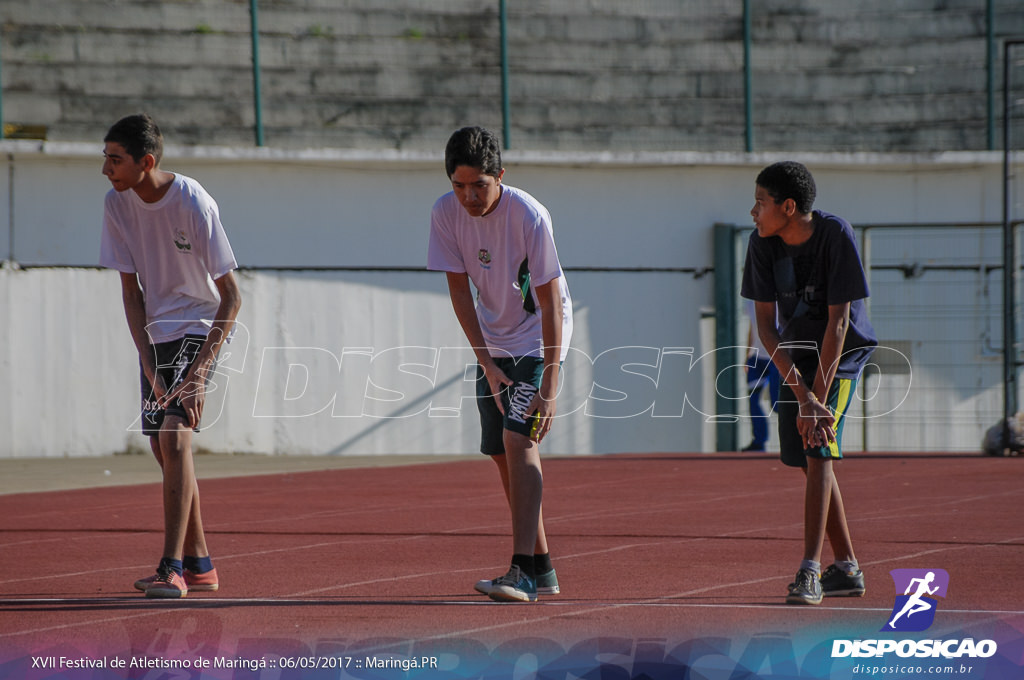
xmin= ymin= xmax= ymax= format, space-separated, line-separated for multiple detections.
xmin=741 ymin=210 xmax=877 ymax=379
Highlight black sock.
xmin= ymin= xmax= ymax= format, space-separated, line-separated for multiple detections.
xmin=534 ymin=552 xmax=553 ymax=574
xmin=183 ymin=555 xmax=214 ymax=574
xmin=511 ymin=553 xmax=535 ymax=579
xmin=158 ymin=557 xmax=183 ymax=577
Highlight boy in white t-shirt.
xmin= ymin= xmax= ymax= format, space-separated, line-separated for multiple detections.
xmin=99 ymin=114 xmax=242 ymax=598
xmin=428 ymin=127 xmax=573 ymax=602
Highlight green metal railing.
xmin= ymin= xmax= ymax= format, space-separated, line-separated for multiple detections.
xmin=1003 ymin=40 xmax=1024 ymax=441
xmin=0 ymin=27 xmax=3 ymax=141
xmin=500 ymin=0 xmax=510 ymax=150
xmin=250 ymin=0 xmax=264 ymax=147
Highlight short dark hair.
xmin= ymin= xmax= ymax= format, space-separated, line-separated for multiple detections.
xmin=444 ymin=126 xmax=502 ymax=178
xmin=756 ymin=161 xmax=816 ymax=214
xmin=104 ymin=114 xmax=163 ymax=165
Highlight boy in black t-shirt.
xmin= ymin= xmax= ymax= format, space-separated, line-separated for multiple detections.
xmin=741 ymin=161 xmax=877 ymax=605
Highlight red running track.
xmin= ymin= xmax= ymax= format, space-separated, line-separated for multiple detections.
xmin=0 ymin=452 xmax=1022 ymax=676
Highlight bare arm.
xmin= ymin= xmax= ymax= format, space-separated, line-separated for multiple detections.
xmin=444 ymin=271 xmax=512 ymax=413
xmin=812 ymin=302 xmax=851 ymax=404
xmin=755 ymin=300 xmax=838 ymax=447
xmin=755 ymin=301 xmax=806 ymax=400
xmin=531 ymin=278 xmax=563 ymax=441
xmin=119 ymin=272 xmax=163 ymax=398
xmin=161 ymin=271 xmax=243 ymax=427
xmin=799 ymin=301 xmax=851 ymax=445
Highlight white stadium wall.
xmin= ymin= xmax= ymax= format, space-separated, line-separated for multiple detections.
xmin=0 ymin=141 xmax=1008 ymax=458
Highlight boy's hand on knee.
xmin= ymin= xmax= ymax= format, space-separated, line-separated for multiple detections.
xmin=179 ymin=383 xmax=206 ymax=429
xmin=798 ymin=396 xmax=836 ymax=448
xmin=529 ymin=393 xmax=557 ymax=442
xmin=805 ymin=421 xmax=837 ymax=448
xmin=151 ymin=373 xmax=169 ymax=403
xmin=162 ymin=376 xmax=206 ymax=428
xmin=482 ymin=362 xmax=513 ymax=415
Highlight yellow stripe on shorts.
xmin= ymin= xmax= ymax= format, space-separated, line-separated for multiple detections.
xmin=827 ymin=379 xmax=854 ymax=458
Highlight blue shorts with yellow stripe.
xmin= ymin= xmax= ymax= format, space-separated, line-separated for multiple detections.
xmin=777 ymin=377 xmax=858 ymax=468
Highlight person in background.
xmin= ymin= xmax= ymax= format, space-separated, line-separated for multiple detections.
xmin=742 ymin=298 xmax=781 ymax=452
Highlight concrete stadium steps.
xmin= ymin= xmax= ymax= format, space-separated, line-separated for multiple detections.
xmin=1 ymin=0 xmax=1022 ymax=151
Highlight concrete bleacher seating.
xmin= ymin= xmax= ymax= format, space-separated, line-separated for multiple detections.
xmin=2 ymin=0 xmax=1023 ymax=152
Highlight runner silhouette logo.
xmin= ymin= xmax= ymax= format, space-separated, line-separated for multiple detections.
xmin=883 ymin=569 xmax=950 ymax=632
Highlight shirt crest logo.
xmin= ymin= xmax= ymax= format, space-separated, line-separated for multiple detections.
xmin=478 ymin=249 xmax=492 ymax=269
xmin=174 ymin=230 xmax=192 ymax=252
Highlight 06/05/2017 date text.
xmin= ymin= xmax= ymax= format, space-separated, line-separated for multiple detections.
xmin=278 ymin=655 xmax=440 ymax=671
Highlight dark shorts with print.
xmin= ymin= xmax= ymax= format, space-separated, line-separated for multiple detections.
xmin=139 ymin=334 xmax=209 ymax=437
xmin=476 ymin=355 xmax=547 ymax=456
xmin=777 ymin=376 xmax=859 ymax=468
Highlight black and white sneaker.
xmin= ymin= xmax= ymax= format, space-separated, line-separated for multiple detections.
xmin=786 ymin=568 xmax=823 ymax=605
xmin=820 ymin=565 xmax=866 ymax=597
xmin=487 ymin=565 xmax=538 ymax=603
xmin=476 ymin=568 xmax=559 ymax=596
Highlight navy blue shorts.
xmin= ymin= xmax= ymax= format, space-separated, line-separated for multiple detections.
xmin=778 ymin=377 xmax=859 ymax=468
xmin=476 ymin=355 xmax=546 ymax=456
xmin=139 ymin=334 xmax=209 ymax=437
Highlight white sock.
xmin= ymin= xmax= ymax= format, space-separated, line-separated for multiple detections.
xmin=800 ymin=559 xmax=821 ymax=575
xmin=834 ymin=559 xmax=859 ymax=574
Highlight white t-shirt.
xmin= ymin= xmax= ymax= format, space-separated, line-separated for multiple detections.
xmin=428 ymin=185 xmax=573 ymax=360
xmin=99 ymin=173 xmax=238 ymax=343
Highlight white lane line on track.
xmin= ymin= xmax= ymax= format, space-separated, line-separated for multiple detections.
xmin=2 ymin=598 xmax=1021 ymax=617
xmin=3 ymin=460 xmax=1021 ymax=641
xmin=3 ymin=532 xmax=1022 ymax=634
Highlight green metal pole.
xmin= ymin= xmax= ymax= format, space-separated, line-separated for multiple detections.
xmin=714 ymin=223 xmax=739 ymax=451
xmin=860 ymin=226 xmax=872 ymax=451
xmin=0 ymin=27 xmax=5 ymax=141
xmin=500 ymin=0 xmax=510 ymax=150
xmin=250 ymin=0 xmax=265 ymax=147
xmin=987 ymin=0 xmax=995 ymax=150
xmin=743 ymin=0 xmax=753 ymax=152
xmin=1003 ymin=41 xmax=1020 ymax=446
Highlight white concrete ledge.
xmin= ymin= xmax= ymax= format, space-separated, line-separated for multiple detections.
xmin=3 ymin=139 xmax=1007 ymax=171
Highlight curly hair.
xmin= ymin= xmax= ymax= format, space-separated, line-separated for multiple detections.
xmin=756 ymin=161 xmax=817 ymax=214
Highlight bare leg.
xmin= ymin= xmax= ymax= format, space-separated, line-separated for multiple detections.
xmin=156 ymin=417 xmax=209 ymax=561
xmin=824 ymin=469 xmax=856 ymax=563
xmin=490 ymin=453 xmax=549 ymax=555
xmin=802 ymin=458 xmax=832 ymax=565
xmin=501 ymin=432 xmax=544 ymax=558
xmin=149 ymin=434 xmax=210 ymax=560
